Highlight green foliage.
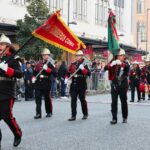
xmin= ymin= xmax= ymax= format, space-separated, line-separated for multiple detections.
xmin=16 ymin=0 xmax=63 ymax=60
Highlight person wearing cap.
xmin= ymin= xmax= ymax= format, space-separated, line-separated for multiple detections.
xmin=129 ymin=61 xmax=141 ymax=102
xmin=32 ymin=48 xmax=56 ymax=119
xmin=105 ymin=48 xmax=130 ymax=124
xmin=65 ymin=50 xmax=91 ymax=121
xmin=141 ymin=58 xmax=150 ymax=100
xmin=23 ymin=61 xmax=33 ymax=101
xmin=0 ymin=34 xmax=22 ymax=147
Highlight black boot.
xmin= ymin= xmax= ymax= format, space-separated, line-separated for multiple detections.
xmin=34 ymin=114 xmax=41 ymax=119
xmin=82 ymin=115 xmax=88 ymax=120
xmin=46 ymin=113 xmax=52 ymax=118
xmin=110 ymin=120 xmax=117 ymax=125
xmin=122 ymin=118 xmax=127 ymax=123
xmin=68 ymin=117 xmax=76 ymax=121
xmin=13 ymin=136 xmax=21 ymax=147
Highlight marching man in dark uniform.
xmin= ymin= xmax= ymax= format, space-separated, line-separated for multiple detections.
xmin=32 ymin=48 xmax=56 ymax=119
xmin=129 ymin=61 xmax=141 ymax=102
xmin=105 ymin=49 xmax=130 ymax=124
xmin=65 ymin=50 xmax=91 ymax=121
xmin=0 ymin=34 xmax=22 ymax=147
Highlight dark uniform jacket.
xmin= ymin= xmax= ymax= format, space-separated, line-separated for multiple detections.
xmin=0 ymin=56 xmax=22 ymax=100
xmin=24 ymin=68 xmax=33 ymax=84
xmin=141 ymin=65 xmax=150 ymax=83
xmin=58 ymin=63 xmax=67 ymax=80
xmin=129 ymin=67 xmax=141 ymax=84
xmin=67 ymin=58 xmax=91 ymax=90
xmin=33 ymin=60 xmax=56 ymax=91
xmin=105 ymin=60 xmax=130 ymax=89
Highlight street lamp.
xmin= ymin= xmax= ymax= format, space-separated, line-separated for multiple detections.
xmin=66 ymin=0 xmax=70 ymax=65
xmin=67 ymin=0 xmax=77 ymax=65
xmin=146 ymin=8 xmax=150 ymax=57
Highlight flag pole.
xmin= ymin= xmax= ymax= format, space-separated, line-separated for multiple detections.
xmin=5 ymin=36 xmax=34 ymax=63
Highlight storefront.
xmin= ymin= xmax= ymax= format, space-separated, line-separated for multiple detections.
xmin=79 ymin=36 xmax=148 ymax=63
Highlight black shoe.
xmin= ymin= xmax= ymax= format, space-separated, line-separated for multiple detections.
xmin=34 ymin=114 xmax=41 ymax=119
xmin=13 ymin=136 xmax=21 ymax=147
xmin=82 ymin=115 xmax=88 ymax=120
xmin=137 ymin=100 xmax=140 ymax=102
xmin=122 ymin=118 xmax=127 ymax=123
xmin=130 ymin=100 xmax=134 ymax=102
xmin=68 ymin=117 xmax=76 ymax=121
xmin=110 ymin=120 xmax=117 ymax=125
xmin=46 ymin=113 xmax=52 ymax=118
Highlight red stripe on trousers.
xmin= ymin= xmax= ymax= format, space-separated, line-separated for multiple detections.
xmin=9 ymin=99 xmax=22 ymax=137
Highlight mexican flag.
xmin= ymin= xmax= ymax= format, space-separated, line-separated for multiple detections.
xmin=108 ymin=9 xmax=120 ymax=56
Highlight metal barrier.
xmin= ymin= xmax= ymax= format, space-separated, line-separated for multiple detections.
xmin=87 ymin=71 xmax=110 ymax=94
xmin=64 ymin=71 xmax=111 ymax=97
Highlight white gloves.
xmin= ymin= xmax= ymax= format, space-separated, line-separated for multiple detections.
xmin=116 ymin=59 xmax=122 ymax=65
xmin=110 ymin=60 xmax=122 ymax=67
xmin=0 ymin=62 xmax=8 ymax=72
xmin=79 ymin=64 xmax=84 ymax=70
xmin=64 ymin=78 xmax=68 ymax=84
xmin=43 ymin=64 xmax=48 ymax=70
xmin=110 ymin=60 xmax=116 ymax=67
xmin=32 ymin=77 xmax=36 ymax=83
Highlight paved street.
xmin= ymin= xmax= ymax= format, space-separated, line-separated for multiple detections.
xmin=1 ymin=93 xmax=150 ymax=150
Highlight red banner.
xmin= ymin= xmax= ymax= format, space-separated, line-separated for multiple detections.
xmin=32 ymin=10 xmax=86 ymax=54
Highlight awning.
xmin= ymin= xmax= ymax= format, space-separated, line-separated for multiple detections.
xmin=79 ymin=36 xmax=148 ymax=55
xmin=0 ymin=23 xmax=19 ymax=35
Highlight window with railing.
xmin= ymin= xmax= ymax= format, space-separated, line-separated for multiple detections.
xmin=114 ymin=0 xmax=124 ymax=8
xmin=138 ymin=22 xmax=146 ymax=42
xmin=73 ymin=0 xmax=87 ymax=21
xmin=48 ymin=0 xmax=63 ymax=14
xmin=113 ymin=0 xmax=124 ymax=30
xmin=95 ymin=0 xmax=108 ymax=25
xmin=137 ymin=0 xmax=145 ymax=14
xmin=115 ymin=7 xmax=124 ymax=30
xmin=12 ymin=0 xmax=26 ymax=5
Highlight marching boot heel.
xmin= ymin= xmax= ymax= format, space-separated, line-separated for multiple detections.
xmin=68 ymin=117 xmax=76 ymax=121
xmin=110 ymin=120 xmax=117 ymax=125
xmin=34 ymin=114 xmax=41 ymax=119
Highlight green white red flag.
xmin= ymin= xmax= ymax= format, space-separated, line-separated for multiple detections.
xmin=108 ymin=9 xmax=120 ymax=56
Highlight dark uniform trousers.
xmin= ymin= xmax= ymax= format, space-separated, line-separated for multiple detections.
xmin=70 ymin=88 xmax=88 ymax=117
xmin=35 ymin=89 xmax=52 ymax=115
xmin=111 ymin=83 xmax=128 ymax=120
xmin=0 ymin=99 xmax=22 ymax=139
xmin=130 ymin=81 xmax=141 ymax=101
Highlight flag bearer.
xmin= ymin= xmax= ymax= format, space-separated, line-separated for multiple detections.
xmin=105 ymin=49 xmax=130 ymax=124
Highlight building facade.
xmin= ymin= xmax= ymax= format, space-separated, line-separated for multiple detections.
xmin=0 ymin=0 xmax=139 ymax=61
xmin=132 ymin=0 xmax=150 ymax=54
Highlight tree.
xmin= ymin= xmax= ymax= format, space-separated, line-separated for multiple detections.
xmin=16 ymin=0 xmax=63 ymax=60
